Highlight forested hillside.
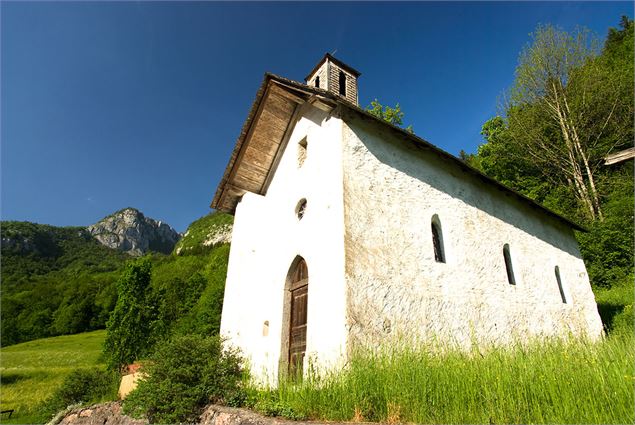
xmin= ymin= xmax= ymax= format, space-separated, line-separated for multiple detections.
xmin=1 ymin=221 xmax=128 ymax=282
xmin=0 ymin=212 xmax=233 ymax=347
xmin=1 ymin=222 xmax=129 ymax=345
xmin=461 ymin=17 xmax=633 ymax=330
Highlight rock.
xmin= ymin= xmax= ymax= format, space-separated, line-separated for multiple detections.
xmin=173 ymin=212 xmax=233 ymax=255
xmin=87 ymin=208 xmax=181 ymax=256
xmin=0 ymin=235 xmax=35 ymax=253
xmin=54 ymin=402 xmax=146 ymax=425
xmin=56 ymin=403 xmax=377 ymax=425
xmin=203 ymin=224 xmax=233 ymax=247
xmin=200 ymin=405 xmax=273 ymax=425
xmin=118 ymin=372 xmax=146 ymax=400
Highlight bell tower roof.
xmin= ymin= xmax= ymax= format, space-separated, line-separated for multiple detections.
xmin=304 ymin=53 xmax=362 ymax=81
xmin=304 ymin=53 xmax=361 ymax=105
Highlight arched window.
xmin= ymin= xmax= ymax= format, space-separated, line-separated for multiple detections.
xmin=315 ymin=76 xmax=320 ymax=88
xmin=297 ymin=137 xmax=308 ymax=168
xmin=503 ymin=244 xmax=516 ymax=285
xmin=295 ymin=199 xmax=307 ymax=220
xmin=338 ymin=71 xmax=346 ymax=96
xmin=555 ymin=266 xmax=567 ymax=303
xmin=431 ymin=215 xmax=445 ymax=263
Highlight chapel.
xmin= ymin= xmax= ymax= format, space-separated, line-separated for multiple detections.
xmin=211 ymin=54 xmax=604 ymax=384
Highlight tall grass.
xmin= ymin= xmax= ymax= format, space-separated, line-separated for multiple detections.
xmin=252 ymin=333 xmax=634 ymax=424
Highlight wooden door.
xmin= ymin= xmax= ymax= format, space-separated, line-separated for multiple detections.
xmin=288 ymin=259 xmax=308 ymax=378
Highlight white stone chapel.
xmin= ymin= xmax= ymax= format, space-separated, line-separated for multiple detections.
xmin=211 ymin=54 xmax=604 ymax=385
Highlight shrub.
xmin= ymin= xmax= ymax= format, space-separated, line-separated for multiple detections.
xmin=123 ymin=334 xmax=246 ymax=423
xmin=40 ymin=368 xmax=119 ymax=417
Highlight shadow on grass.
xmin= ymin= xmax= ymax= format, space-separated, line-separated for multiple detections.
xmin=0 ymin=372 xmax=28 ymax=386
xmin=597 ymin=301 xmax=626 ymax=332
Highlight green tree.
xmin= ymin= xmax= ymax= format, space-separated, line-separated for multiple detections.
xmin=366 ymin=99 xmax=413 ymax=133
xmin=469 ymin=17 xmax=634 ymax=294
xmin=477 ymin=116 xmax=559 ymax=206
xmin=104 ymin=258 xmax=153 ymax=371
xmin=504 ymin=22 xmax=633 ymax=221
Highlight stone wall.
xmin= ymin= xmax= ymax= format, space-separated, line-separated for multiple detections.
xmin=340 ymin=111 xmax=604 ymax=352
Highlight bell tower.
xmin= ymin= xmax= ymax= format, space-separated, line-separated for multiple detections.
xmin=304 ymin=53 xmax=361 ymax=106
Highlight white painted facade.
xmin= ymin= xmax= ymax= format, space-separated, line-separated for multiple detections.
xmin=218 ymin=59 xmax=603 ymax=386
xmin=220 ymin=105 xmax=348 ymax=385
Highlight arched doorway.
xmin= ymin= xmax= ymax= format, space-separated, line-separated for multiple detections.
xmin=286 ymin=256 xmax=308 ymax=378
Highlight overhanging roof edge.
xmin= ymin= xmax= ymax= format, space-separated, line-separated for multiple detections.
xmin=211 ymin=74 xmax=586 ymax=232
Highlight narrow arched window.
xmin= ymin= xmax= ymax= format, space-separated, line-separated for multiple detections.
xmin=338 ymin=71 xmax=346 ymax=96
xmin=295 ymin=198 xmax=307 ymax=220
xmin=315 ymin=76 xmax=320 ymax=88
xmin=503 ymin=244 xmax=516 ymax=285
xmin=555 ymin=266 xmax=567 ymax=303
xmin=297 ymin=137 xmax=307 ymax=168
xmin=431 ymin=215 xmax=445 ymax=263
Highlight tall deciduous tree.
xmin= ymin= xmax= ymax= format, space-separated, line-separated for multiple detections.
xmin=104 ymin=258 xmax=153 ymax=372
xmin=504 ymin=22 xmax=632 ymax=220
xmin=470 ymin=17 xmax=634 ymax=291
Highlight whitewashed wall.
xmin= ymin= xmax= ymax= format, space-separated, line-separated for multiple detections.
xmin=341 ymin=112 xmax=604 ymax=351
xmin=220 ymin=105 xmax=348 ymax=385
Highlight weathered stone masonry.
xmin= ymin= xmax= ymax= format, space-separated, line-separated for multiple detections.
xmin=341 ymin=111 xmax=603 ymax=351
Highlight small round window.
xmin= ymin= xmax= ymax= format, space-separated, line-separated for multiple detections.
xmin=295 ymin=199 xmax=307 ymax=220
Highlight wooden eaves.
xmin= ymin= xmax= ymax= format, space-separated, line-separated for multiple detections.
xmin=211 ymin=74 xmax=586 ymax=232
xmin=210 ymin=74 xmax=339 ymax=213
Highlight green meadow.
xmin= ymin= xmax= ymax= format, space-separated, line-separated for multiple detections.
xmin=0 ymin=330 xmax=106 ymax=424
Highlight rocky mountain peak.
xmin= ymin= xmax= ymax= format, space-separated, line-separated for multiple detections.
xmin=87 ymin=208 xmax=181 ymax=256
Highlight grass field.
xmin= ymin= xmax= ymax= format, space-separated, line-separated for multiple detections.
xmin=0 ymin=330 xmax=107 ymax=424
xmin=252 ymin=332 xmax=634 ymax=424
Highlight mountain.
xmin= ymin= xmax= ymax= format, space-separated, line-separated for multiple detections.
xmin=88 ymin=208 xmax=181 ymax=256
xmin=1 ymin=221 xmax=129 ymax=283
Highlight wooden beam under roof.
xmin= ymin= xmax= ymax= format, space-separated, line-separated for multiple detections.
xmin=212 ymin=77 xmax=311 ymax=213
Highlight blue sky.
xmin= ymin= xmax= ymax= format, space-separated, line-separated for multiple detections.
xmin=2 ymin=2 xmax=632 ymax=232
